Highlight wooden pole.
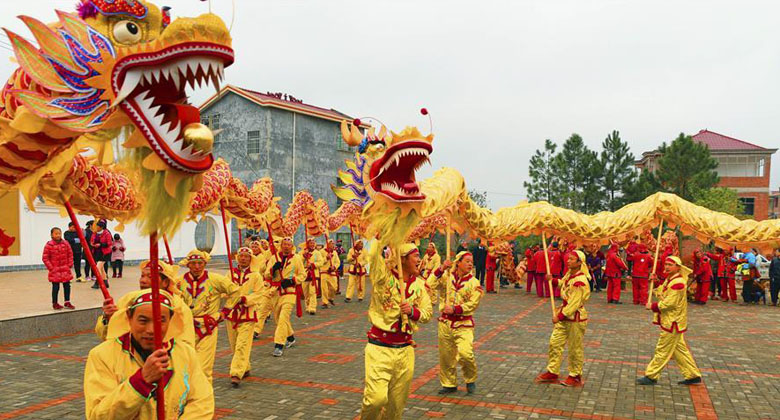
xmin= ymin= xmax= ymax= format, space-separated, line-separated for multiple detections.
xmin=647 ymin=220 xmax=664 ymax=305
xmin=445 ymin=222 xmax=451 ymax=261
xmin=219 ymin=203 xmax=236 ymax=279
xmin=541 ymin=232 xmax=556 ymax=316
xmin=162 ymin=234 xmax=174 ymax=265
xmin=148 ymin=232 xmax=166 ymax=420
xmin=396 ymin=247 xmax=409 ymax=329
xmin=62 ymin=200 xmax=110 ymax=299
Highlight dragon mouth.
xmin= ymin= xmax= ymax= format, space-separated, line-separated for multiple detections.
xmin=369 ymin=140 xmax=432 ymax=202
xmin=113 ymin=43 xmax=234 ymax=173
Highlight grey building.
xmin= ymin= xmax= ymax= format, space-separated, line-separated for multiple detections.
xmin=199 ymin=85 xmax=361 ymax=248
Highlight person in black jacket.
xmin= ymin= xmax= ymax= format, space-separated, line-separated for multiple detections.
xmin=64 ymin=222 xmax=83 ymax=281
xmin=83 ymin=220 xmax=94 ymax=281
xmin=470 ymin=239 xmax=488 ymax=285
xmin=770 ymin=249 xmax=780 ymax=306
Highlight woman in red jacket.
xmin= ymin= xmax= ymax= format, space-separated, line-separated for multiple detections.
xmin=604 ymin=244 xmax=627 ymax=304
xmin=89 ymin=219 xmax=113 ymax=289
xmin=43 ymin=227 xmax=75 ymax=310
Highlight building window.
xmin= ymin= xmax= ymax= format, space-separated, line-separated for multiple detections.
xmin=194 ymin=216 xmax=217 ymax=252
xmin=247 ymin=130 xmax=261 ymax=154
xmin=336 ymin=128 xmax=353 ymax=152
xmin=201 ymin=114 xmax=221 ymax=143
xmin=756 ymin=158 xmax=765 ymax=177
xmin=739 ymin=197 xmax=755 ymax=216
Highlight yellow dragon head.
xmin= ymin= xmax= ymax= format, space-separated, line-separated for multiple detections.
xmin=1 ymin=0 xmax=233 ymax=194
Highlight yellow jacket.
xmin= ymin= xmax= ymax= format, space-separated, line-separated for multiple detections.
xmin=224 ymin=266 xmax=266 ymax=323
xmin=95 ymin=292 xmax=196 ymax=346
xmin=84 ymin=334 xmax=214 ymax=419
xmin=430 ymin=270 xmax=483 ymax=328
xmin=651 ymin=273 xmax=688 ymax=333
xmin=420 ymin=252 xmax=441 ymax=279
xmin=250 ymin=250 xmax=271 ymax=274
xmin=299 ymin=248 xmax=323 ymax=279
xmin=367 ymin=247 xmax=432 ymax=336
xmin=319 ymin=249 xmax=341 ymax=277
xmin=176 ymin=271 xmax=240 ymax=337
xmin=263 ymin=252 xmax=306 ymax=295
xmin=556 ymin=271 xmax=590 ymax=322
xmin=347 ymin=248 xmax=368 ymax=276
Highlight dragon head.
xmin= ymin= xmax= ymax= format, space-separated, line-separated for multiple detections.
xmin=3 ymin=0 xmax=233 ymax=192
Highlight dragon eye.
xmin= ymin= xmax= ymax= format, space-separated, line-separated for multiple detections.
xmin=113 ymin=20 xmax=142 ymax=44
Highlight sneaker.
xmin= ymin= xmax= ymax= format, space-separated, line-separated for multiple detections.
xmin=230 ymin=376 xmax=240 ymax=388
xmin=561 ymin=375 xmax=583 ymax=387
xmin=308 ymin=311 xmax=316 ymax=315
xmin=678 ymin=377 xmax=702 ymax=385
xmin=76 ymin=276 xmax=85 ymax=283
xmin=466 ymin=382 xmax=476 ymax=394
xmin=253 ymin=332 xmax=260 ymax=340
xmin=636 ymin=376 xmax=657 ymax=385
xmin=613 ymin=301 xmax=622 ymax=305
xmin=534 ymin=371 xmax=559 ymax=384
xmin=52 ymin=303 xmax=63 ymax=310
xmin=437 ymin=386 xmax=458 ymax=395
xmin=285 ymin=337 xmax=296 ymax=348
xmin=321 ymin=304 xmax=329 ymax=309
xmin=242 ymin=371 xmax=251 ymax=379
xmin=358 ymin=298 xmax=363 ymax=302
xmin=91 ymin=282 xmax=99 ymax=289
xmin=344 ymin=298 xmax=351 ymax=303
xmin=607 ymin=299 xmax=613 ymax=303
xmin=272 ymin=347 xmax=283 ymax=357
xmin=63 ymin=302 xmax=75 ymax=310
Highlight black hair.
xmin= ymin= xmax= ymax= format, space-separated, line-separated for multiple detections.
xmin=128 ymin=305 xmax=174 ymax=318
xmin=114 ymin=233 xmax=121 ymax=240
xmin=86 ymin=220 xmax=94 ymax=227
xmin=68 ymin=222 xmax=75 ymax=227
xmin=51 ymin=227 xmax=61 ymax=234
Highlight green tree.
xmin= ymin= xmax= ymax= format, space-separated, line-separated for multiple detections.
xmin=599 ymin=130 xmax=636 ymax=211
xmin=552 ymin=134 xmax=604 ymax=213
xmin=623 ymin=170 xmax=662 ymax=203
xmin=654 ymin=133 xmax=719 ymax=201
xmin=468 ymin=189 xmax=488 ymax=208
xmin=524 ymin=139 xmax=558 ymax=203
xmin=693 ymin=187 xmax=746 ymax=217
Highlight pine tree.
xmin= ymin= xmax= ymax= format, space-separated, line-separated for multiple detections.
xmin=655 ymin=133 xmax=719 ymax=201
xmin=524 ymin=139 xmax=558 ymax=203
xmin=551 ymin=134 xmax=604 ymax=213
xmin=599 ymin=130 xmax=636 ymax=211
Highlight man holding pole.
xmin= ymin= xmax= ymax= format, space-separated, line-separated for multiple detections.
xmin=346 ymin=241 xmax=368 ymax=302
xmin=320 ymin=239 xmax=341 ymax=309
xmin=299 ymin=238 xmax=323 ymax=315
xmin=637 ymin=256 xmax=702 ymax=385
xmin=266 ymin=237 xmax=306 ymax=357
xmin=535 ymin=250 xmax=591 ymax=387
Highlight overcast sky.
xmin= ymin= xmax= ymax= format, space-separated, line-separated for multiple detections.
xmin=2 ymin=0 xmax=778 ymax=210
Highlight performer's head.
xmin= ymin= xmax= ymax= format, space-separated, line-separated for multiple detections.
xmin=306 ymin=238 xmax=317 ymax=252
xmin=399 ymin=243 xmax=421 ymax=277
xmin=326 ymin=239 xmax=335 ymax=251
xmin=567 ymin=251 xmax=582 ymax=271
xmin=250 ymin=240 xmax=262 ymax=255
xmin=139 ymin=260 xmax=176 ymax=291
xmin=454 ymin=251 xmax=473 ymax=275
xmin=664 ymin=256 xmax=683 ymax=276
xmin=260 ymin=239 xmax=270 ymax=251
xmin=281 ymin=237 xmax=294 ymax=255
xmin=426 ymin=242 xmax=436 ymax=255
xmin=236 ymin=247 xmax=252 ymax=269
xmin=127 ymin=291 xmax=174 ymax=351
xmin=354 ymin=241 xmax=364 ymax=251
xmin=182 ymin=250 xmax=209 ymax=277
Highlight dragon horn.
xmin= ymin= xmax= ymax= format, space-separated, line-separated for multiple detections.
xmin=340 ymin=120 xmax=362 ymax=147
xmin=378 ymin=125 xmax=387 ymax=140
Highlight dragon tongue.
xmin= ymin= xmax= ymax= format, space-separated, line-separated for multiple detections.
xmin=403 ymin=182 xmax=417 ymax=190
xmin=169 ymin=103 xmax=201 ymax=126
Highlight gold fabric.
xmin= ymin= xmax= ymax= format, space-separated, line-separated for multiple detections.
xmin=645 ymin=331 xmax=701 ymax=381
xmin=437 ymin=322 xmax=477 ymax=388
xmin=545 ymin=321 xmax=587 ymax=376
xmin=360 ymin=343 xmax=415 ymax=420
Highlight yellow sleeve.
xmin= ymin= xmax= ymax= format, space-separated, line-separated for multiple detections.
xmin=212 ymin=272 xmax=242 ymax=307
xmin=84 ymin=345 xmax=147 ymax=419
xmin=457 ymin=280 xmax=484 ymax=316
xmin=244 ymin=273 xmax=266 ymax=307
xmin=415 ymin=283 xmax=433 ymax=324
xmin=432 ymin=254 xmax=441 ymax=271
xmin=314 ymin=250 xmax=327 ymax=270
xmin=426 ymin=268 xmax=446 ymax=297
xmin=347 ymin=249 xmax=356 ymax=264
xmin=94 ymin=316 xmax=108 ymax=341
xmin=179 ymin=344 xmax=215 ymax=419
xmin=368 ymin=245 xmax=390 ymax=288
xmin=658 ymin=282 xmax=685 ymax=313
xmin=292 ymin=255 xmax=307 ymax=285
xmin=561 ymin=283 xmax=586 ymax=319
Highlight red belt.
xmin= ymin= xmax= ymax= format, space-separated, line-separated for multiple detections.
xmin=193 ymin=314 xmax=220 ymax=339
xmin=367 ymin=325 xmax=412 ymax=346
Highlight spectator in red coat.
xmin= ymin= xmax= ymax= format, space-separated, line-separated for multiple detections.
xmin=627 ymin=243 xmax=653 ymax=305
xmin=43 ymin=227 xmax=75 ymax=310
xmin=692 ymin=250 xmax=713 ymax=304
xmin=706 ymin=248 xmax=737 ymax=301
xmin=89 ymin=219 xmax=112 ymax=289
xmin=525 ymin=246 xmax=538 ymax=294
xmin=533 ymin=241 xmax=563 ymax=298
xmin=604 ymin=243 xmax=628 ymax=304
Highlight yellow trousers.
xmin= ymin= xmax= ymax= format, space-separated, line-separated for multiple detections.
xmin=227 ymin=321 xmax=255 ymax=378
xmin=273 ymin=294 xmax=296 ymax=345
xmin=304 ymin=280 xmax=318 ymax=313
xmin=195 ymin=328 xmax=218 ymax=383
xmin=321 ymin=274 xmax=337 ymax=306
xmin=360 ymin=343 xmax=415 ymax=420
xmin=346 ymin=274 xmax=365 ymax=300
xmin=546 ymin=321 xmax=587 ymax=377
xmin=437 ymin=322 xmax=477 ymax=388
xmin=645 ymin=331 xmax=701 ymax=381
xmin=254 ymin=295 xmax=278 ymax=335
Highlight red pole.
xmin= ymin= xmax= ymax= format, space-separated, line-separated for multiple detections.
xmin=162 ymin=234 xmax=174 ymax=265
xmin=62 ymin=200 xmax=110 ymax=300
xmin=149 ymin=233 xmax=166 ymax=419
xmin=238 ymin=228 xmax=243 ymax=246
xmin=220 ymin=202 xmax=236 ymax=279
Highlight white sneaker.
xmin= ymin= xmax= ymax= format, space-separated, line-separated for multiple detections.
xmin=273 ymin=347 xmax=283 ymax=357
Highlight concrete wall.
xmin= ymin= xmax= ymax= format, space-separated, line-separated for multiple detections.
xmin=201 ymin=92 xmax=353 ymax=245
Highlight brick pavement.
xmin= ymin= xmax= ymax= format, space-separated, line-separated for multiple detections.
xmin=1 ymin=284 xmax=779 ymax=419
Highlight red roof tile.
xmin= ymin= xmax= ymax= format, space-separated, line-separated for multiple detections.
xmin=692 ymin=129 xmax=771 ymax=151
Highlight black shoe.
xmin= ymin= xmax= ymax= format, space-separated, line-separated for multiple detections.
xmin=607 ymin=299 xmax=613 ymax=303
xmin=678 ymin=377 xmax=702 ymax=385
xmin=438 ymin=386 xmax=458 ymax=395
xmin=613 ymin=301 xmax=622 ymax=305
xmin=514 ymin=284 xmax=521 ymax=289
xmin=636 ymin=376 xmax=657 ymax=385
xmin=358 ymin=298 xmax=363 ymax=302
xmin=466 ymin=383 xmax=476 ymax=394
xmin=230 ymin=376 xmax=240 ymax=388
xmin=345 ymin=298 xmax=351 ymax=303
xmin=253 ymin=332 xmax=260 ymax=340
xmin=91 ymin=282 xmax=99 ymax=289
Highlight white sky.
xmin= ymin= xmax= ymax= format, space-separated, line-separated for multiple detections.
xmin=1 ymin=0 xmax=778 ymax=210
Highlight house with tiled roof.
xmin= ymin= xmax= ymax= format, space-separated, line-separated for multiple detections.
xmin=636 ymin=130 xmax=777 ymax=220
xmin=198 ymin=85 xmax=366 ymax=245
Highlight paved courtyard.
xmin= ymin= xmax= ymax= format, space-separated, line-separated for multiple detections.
xmin=0 ymin=283 xmax=779 ymax=420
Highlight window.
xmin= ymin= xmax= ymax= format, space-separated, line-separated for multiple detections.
xmin=210 ymin=114 xmax=221 ymax=130
xmin=247 ymin=130 xmax=261 ymax=154
xmin=739 ymin=197 xmax=755 ymax=216
xmin=757 ymin=158 xmax=765 ymax=177
xmin=336 ymin=128 xmax=353 ymax=152
xmin=201 ymin=114 xmax=222 ymax=143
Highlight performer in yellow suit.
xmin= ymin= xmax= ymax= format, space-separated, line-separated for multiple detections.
xmin=535 ymin=250 xmax=591 ymax=387
xmin=96 ymin=260 xmax=195 ymax=346
xmin=360 ymin=243 xmax=432 ymax=420
xmin=420 ymin=242 xmax=442 ymax=304
xmin=429 ymin=251 xmax=484 ymax=394
xmin=299 ymin=238 xmax=323 ymax=315
xmin=637 ymin=256 xmax=702 ymax=385
xmin=250 ymin=239 xmax=270 ymax=273
xmin=177 ymin=250 xmax=241 ymax=383
xmin=224 ymin=247 xmax=266 ymax=387
xmin=265 ymin=237 xmax=306 ymax=357
xmin=84 ymin=289 xmax=214 ymax=419
xmin=320 ymin=239 xmax=341 ymax=309
xmin=346 ymin=241 xmax=368 ymax=302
